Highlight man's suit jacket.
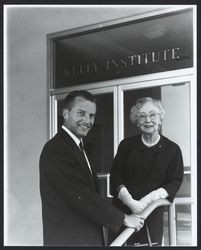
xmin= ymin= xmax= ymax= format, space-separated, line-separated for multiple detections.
xmin=39 ymin=129 xmax=124 ymax=246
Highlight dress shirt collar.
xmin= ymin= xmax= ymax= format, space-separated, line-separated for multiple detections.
xmin=62 ymin=125 xmax=81 ymax=147
xmin=62 ymin=126 xmax=92 ymax=173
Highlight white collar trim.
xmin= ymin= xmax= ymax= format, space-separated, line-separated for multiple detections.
xmin=141 ymin=134 xmax=161 ymax=148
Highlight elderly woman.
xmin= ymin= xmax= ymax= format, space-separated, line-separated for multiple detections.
xmin=110 ymin=97 xmax=184 ymax=246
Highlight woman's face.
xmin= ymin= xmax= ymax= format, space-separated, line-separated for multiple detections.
xmin=137 ymin=102 xmax=161 ymax=135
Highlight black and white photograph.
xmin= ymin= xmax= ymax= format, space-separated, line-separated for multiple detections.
xmin=3 ymin=3 xmax=198 ymax=247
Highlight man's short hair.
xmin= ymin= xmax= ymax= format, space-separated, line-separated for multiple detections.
xmin=62 ymin=90 xmax=96 ymax=110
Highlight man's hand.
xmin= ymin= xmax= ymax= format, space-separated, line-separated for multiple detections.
xmin=124 ymin=214 xmax=144 ymax=231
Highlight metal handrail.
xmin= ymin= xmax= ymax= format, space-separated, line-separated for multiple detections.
xmin=110 ymin=199 xmax=171 ymax=246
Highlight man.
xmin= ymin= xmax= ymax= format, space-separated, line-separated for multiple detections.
xmin=39 ymin=90 xmax=144 ymax=246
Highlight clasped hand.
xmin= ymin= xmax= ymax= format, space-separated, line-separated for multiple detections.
xmin=118 ymin=187 xmax=147 ymax=214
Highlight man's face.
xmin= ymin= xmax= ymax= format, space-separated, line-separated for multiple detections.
xmin=64 ymin=96 xmax=96 ymax=139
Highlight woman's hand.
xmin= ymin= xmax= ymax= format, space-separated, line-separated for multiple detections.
xmin=126 ymin=199 xmax=147 ymax=214
xmin=118 ymin=186 xmax=147 ymax=214
xmin=140 ymin=188 xmax=168 ymax=207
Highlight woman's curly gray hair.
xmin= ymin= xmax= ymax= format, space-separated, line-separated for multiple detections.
xmin=130 ymin=97 xmax=166 ymax=125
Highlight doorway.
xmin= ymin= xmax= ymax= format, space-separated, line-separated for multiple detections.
xmin=50 ymin=69 xmax=196 ymax=246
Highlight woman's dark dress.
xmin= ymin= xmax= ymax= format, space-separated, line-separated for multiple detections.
xmin=110 ymin=134 xmax=184 ymax=245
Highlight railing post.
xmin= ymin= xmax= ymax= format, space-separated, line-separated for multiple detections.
xmin=169 ymin=204 xmax=177 ymax=246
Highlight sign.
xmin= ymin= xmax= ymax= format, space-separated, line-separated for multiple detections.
xmin=64 ymin=48 xmax=180 ymax=78
xmin=53 ymin=9 xmax=193 ymax=88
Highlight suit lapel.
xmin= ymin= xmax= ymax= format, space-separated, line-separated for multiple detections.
xmin=84 ymin=148 xmax=100 ymax=193
xmin=60 ymin=129 xmax=97 ymax=186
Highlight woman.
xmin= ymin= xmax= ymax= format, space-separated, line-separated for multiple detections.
xmin=110 ymin=97 xmax=184 ymax=246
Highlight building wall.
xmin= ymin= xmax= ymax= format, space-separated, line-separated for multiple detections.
xmin=4 ymin=5 xmax=168 ymax=245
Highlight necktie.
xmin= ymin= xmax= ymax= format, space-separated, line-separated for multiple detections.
xmin=79 ymin=141 xmax=92 ymax=174
xmin=79 ymin=141 xmax=84 ymax=153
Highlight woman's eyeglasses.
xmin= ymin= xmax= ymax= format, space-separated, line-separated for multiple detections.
xmin=137 ymin=112 xmax=159 ymax=122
